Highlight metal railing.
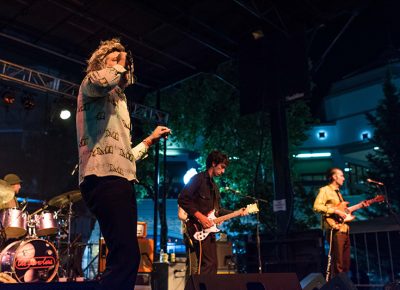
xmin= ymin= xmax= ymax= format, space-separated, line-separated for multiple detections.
xmin=350 ymin=216 xmax=400 ymax=289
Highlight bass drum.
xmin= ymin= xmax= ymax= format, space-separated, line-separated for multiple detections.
xmin=0 ymin=239 xmax=59 ymax=283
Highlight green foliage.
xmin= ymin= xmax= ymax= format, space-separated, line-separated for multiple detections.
xmin=141 ymin=61 xmax=315 ymax=234
xmin=366 ymin=71 xmax=400 ymax=207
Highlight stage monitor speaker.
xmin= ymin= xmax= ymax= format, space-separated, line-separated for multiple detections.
xmin=185 ymin=273 xmax=302 ymax=290
xmin=300 ymin=273 xmax=326 ymax=290
xmin=98 ymin=237 xmax=154 ymax=273
xmin=320 ymin=273 xmax=357 ymax=290
xmin=152 ymin=261 xmax=186 ymax=290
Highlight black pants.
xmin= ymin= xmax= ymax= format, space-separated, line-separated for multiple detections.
xmin=80 ymin=175 xmax=140 ymax=290
xmin=194 ymin=234 xmax=217 ymax=274
xmin=326 ymin=230 xmax=351 ymax=277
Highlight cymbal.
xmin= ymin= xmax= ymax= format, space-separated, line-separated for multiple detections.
xmin=48 ymin=190 xmax=82 ymax=208
xmin=0 ymin=179 xmax=15 ymax=206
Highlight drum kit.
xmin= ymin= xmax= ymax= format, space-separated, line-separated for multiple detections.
xmin=0 ymin=182 xmax=82 ymax=283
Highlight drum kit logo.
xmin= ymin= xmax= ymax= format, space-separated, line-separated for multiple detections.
xmin=15 ymin=256 xmax=56 ymax=270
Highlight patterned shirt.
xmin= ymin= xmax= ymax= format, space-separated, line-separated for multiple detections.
xmin=76 ymin=64 xmax=148 ymax=184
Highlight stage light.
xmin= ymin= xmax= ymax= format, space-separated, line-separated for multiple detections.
xmin=183 ymin=168 xmax=197 ymax=184
xmin=2 ymin=90 xmax=16 ymax=105
xmin=21 ymin=94 xmax=35 ymax=110
xmin=251 ymin=29 xmax=264 ymax=40
xmin=59 ymin=109 xmax=71 ymax=120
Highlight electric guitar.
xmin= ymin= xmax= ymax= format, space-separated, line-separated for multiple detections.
xmin=326 ymin=195 xmax=384 ymax=227
xmin=185 ymin=203 xmax=259 ymax=241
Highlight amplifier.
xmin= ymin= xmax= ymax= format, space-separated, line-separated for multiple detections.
xmin=152 ymin=261 xmax=186 ymax=290
xmin=98 ymin=237 xmax=154 ymax=273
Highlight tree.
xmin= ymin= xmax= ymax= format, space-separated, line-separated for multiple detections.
xmin=366 ymin=71 xmax=400 ymax=208
xmin=140 ymin=61 xmax=315 ymax=235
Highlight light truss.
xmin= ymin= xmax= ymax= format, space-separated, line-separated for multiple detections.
xmin=130 ymin=102 xmax=169 ymax=125
xmin=0 ymin=59 xmax=79 ymax=99
xmin=0 ymin=59 xmax=169 ymax=124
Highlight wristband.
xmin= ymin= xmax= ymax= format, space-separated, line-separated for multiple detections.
xmin=142 ymin=138 xmax=153 ymax=147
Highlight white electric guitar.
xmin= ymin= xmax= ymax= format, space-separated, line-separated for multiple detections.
xmin=186 ymin=203 xmax=259 ymax=241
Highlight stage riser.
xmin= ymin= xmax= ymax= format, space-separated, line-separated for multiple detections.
xmin=0 ymin=282 xmax=98 ymax=289
xmin=184 ymin=273 xmax=302 ymax=290
xmin=320 ymin=273 xmax=357 ymax=290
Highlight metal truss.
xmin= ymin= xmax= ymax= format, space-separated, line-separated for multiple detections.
xmin=130 ymin=102 xmax=169 ymax=125
xmin=0 ymin=59 xmax=79 ymax=99
xmin=0 ymin=59 xmax=169 ymax=124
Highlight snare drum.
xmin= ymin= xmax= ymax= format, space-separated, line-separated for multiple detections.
xmin=35 ymin=211 xmax=57 ymax=236
xmin=0 ymin=239 xmax=59 ymax=283
xmin=0 ymin=208 xmax=27 ymax=238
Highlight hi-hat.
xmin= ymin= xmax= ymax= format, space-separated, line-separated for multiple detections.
xmin=48 ymin=190 xmax=82 ymax=208
xmin=0 ymin=179 xmax=15 ymax=207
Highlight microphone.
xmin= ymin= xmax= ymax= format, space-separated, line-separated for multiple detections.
xmin=366 ymin=178 xmax=384 ymax=186
xmin=224 ymin=187 xmax=241 ymax=194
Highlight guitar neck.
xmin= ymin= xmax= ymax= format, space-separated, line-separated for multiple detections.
xmin=213 ymin=210 xmax=243 ymax=224
xmin=347 ymin=202 xmax=365 ymax=213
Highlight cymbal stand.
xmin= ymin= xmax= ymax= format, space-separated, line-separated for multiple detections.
xmin=26 ymin=214 xmax=37 ymax=239
xmin=66 ymin=200 xmax=73 ymax=280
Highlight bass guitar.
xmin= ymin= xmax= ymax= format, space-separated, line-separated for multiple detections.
xmin=186 ymin=203 xmax=259 ymax=241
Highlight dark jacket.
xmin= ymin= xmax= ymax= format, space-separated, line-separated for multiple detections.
xmin=178 ymin=171 xmax=231 ymax=218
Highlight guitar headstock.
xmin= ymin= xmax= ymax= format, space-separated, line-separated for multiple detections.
xmin=365 ymin=195 xmax=385 ymax=206
xmin=246 ymin=203 xmax=259 ymax=214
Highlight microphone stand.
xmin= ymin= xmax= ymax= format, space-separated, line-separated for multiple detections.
xmin=234 ymin=191 xmax=268 ymax=274
xmin=375 ymin=184 xmax=400 ymax=227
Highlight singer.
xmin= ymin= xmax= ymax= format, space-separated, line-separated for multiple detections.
xmin=76 ymin=38 xmax=170 ymax=290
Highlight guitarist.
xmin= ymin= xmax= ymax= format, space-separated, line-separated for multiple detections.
xmin=313 ymin=168 xmax=350 ymax=279
xmin=178 ymin=150 xmax=247 ymax=275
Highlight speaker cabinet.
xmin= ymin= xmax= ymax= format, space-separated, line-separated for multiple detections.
xmin=320 ymin=273 xmax=357 ymax=290
xmin=185 ymin=273 xmax=302 ymax=290
xmin=216 ymin=241 xmax=236 ymax=273
xmin=98 ymin=237 xmax=154 ymax=273
xmin=300 ymin=273 xmax=326 ymax=290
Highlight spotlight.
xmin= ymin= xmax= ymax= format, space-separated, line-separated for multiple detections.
xmin=251 ymin=29 xmax=264 ymax=40
xmin=183 ymin=168 xmax=197 ymax=184
xmin=21 ymin=94 xmax=35 ymax=110
xmin=59 ymin=109 xmax=71 ymax=120
xmin=2 ymin=90 xmax=16 ymax=105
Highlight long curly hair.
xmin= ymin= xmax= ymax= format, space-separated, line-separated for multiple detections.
xmin=86 ymin=38 xmax=125 ymax=73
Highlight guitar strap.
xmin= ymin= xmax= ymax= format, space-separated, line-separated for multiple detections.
xmin=335 ymin=189 xmax=344 ymax=202
xmin=211 ymin=180 xmax=218 ymax=214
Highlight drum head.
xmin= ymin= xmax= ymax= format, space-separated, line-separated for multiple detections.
xmin=0 ymin=239 xmax=59 ymax=283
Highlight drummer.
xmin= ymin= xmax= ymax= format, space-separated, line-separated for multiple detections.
xmin=1 ymin=173 xmax=22 ymax=209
